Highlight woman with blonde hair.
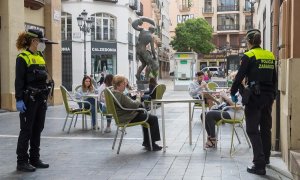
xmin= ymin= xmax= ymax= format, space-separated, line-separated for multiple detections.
xmin=111 ymin=75 xmax=162 ymax=151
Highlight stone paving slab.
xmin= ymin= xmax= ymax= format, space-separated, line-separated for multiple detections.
xmin=0 ymin=79 xmax=293 ymax=180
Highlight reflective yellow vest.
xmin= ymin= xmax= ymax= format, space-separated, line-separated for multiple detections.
xmin=18 ymin=50 xmax=47 ymax=85
xmin=244 ymin=47 xmax=275 ymax=83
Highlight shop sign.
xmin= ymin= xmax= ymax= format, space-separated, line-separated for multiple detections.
xmin=177 ymin=54 xmax=190 ymax=58
xmin=180 ymin=60 xmax=188 ymax=64
xmin=91 ymin=42 xmax=117 ymax=55
xmin=61 ymin=41 xmax=72 ymax=53
xmin=200 ymin=53 xmax=225 ymax=59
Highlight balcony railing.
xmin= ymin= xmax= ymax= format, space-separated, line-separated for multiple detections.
xmin=217 ymin=5 xmax=239 ymax=12
xmin=179 ymin=4 xmax=191 ymax=12
xmin=244 ymin=6 xmax=251 ymax=12
xmin=129 ymin=0 xmax=138 ymax=10
xmin=24 ymin=0 xmax=45 ymax=10
xmin=202 ymin=7 xmax=214 ymax=13
xmin=217 ymin=24 xmax=240 ymax=31
xmin=242 ymin=25 xmax=252 ymax=31
xmin=93 ymin=0 xmax=118 ymax=3
xmin=136 ymin=2 xmax=143 ymax=16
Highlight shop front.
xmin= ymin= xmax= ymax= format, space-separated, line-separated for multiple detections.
xmin=91 ymin=42 xmax=117 ymax=81
xmin=198 ymin=52 xmax=226 ymax=71
xmin=61 ymin=41 xmax=73 ymax=91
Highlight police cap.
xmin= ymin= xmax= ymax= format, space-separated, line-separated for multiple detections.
xmin=246 ymin=29 xmax=261 ymax=40
xmin=26 ymin=29 xmax=57 ymax=44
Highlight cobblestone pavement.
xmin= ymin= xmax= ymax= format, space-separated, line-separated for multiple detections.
xmin=0 ymin=79 xmax=293 ymax=180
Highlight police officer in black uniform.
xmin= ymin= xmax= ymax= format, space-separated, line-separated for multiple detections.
xmin=15 ymin=29 xmax=55 ymax=172
xmin=230 ymin=29 xmax=277 ymax=175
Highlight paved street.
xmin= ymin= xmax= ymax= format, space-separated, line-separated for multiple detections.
xmin=0 ymin=79 xmax=293 ymax=180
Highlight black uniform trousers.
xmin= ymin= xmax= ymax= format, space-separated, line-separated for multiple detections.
xmin=244 ymin=92 xmax=274 ymax=168
xmin=131 ymin=113 xmax=161 ymax=145
xmin=16 ymin=94 xmax=47 ymax=164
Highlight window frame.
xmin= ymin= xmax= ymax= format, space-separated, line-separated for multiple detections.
xmin=91 ymin=13 xmax=116 ymax=41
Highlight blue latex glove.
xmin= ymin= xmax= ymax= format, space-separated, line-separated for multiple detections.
xmin=231 ymin=95 xmax=238 ymax=103
xmin=16 ymin=100 xmax=26 ymax=113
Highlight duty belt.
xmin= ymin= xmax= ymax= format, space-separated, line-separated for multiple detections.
xmin=25 ymin=86 xmax=49 ymax=102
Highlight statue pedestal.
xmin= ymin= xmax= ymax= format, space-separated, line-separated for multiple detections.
xmin=136 ymin=80 xmax=149 ymax=91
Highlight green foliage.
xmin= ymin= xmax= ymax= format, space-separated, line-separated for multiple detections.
xmin=170 ymin=18 xmax=215 ymax=54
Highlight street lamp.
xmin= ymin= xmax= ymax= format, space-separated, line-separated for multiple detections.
xmin=223 ymin=42 xmax=231 ymax=78
xmin=77 ymin=10 xmax=93 ymax=76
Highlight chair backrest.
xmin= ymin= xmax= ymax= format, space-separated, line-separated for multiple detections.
xmin=154 ymin=84 xmax=166 ymax=100
xmin=60 ymin=85 xmax=72 ymax=114
xmin=207 ymin=82 xmax=219 ymax=91
xmin=75 ymin=85 xmax=82 ymax=92
xmin=227 ymin=80 xmax=233 ymax=87
xmin=103 ymin=88 xmax=121 ymax=125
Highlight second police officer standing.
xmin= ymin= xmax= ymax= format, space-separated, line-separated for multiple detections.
xmin=15 ymin=29 xmax=55 ymax=172
xmin=230 ymin=29 xmax=277 ymax=175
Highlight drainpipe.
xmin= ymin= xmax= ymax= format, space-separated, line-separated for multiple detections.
xmin=272 ymin=0 xmax=280 ymax=151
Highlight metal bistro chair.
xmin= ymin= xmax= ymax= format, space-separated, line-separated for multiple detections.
xmin=60 ymin=85 xmax=92 ymax=133
xmin=215 ymin=106 xmax=251 ymax=156
xmin=143 ymin=84 xmax=166 ymax=111
xmin=207 ymin=81 xmax=219 ymax=91
xmin=103 ymin=87 xmax=153 ymax=154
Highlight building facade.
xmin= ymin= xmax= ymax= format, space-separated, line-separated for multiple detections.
xmin=0 ymin=0 xmax=62 ymax=111
xmin=62 ymin=0 xmax=141 ymax=90
xmin=169 ymin=0 xmax=257 ymax=74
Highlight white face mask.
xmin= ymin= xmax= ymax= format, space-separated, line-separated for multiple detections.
xmin=37 ymin=42 xmax=46 ymax=52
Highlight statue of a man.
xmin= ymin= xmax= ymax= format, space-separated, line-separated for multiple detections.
xmin=132 ymin=17 xmax=159 ymax=81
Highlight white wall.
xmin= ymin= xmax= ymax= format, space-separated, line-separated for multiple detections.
xmin=256 ymin=0 xmax=272 ymax=51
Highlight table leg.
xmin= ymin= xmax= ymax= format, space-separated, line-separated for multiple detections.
xmin=150 ymin=101 xmax=153 ymax=115
xmin=161 ymin=102 xmax=166 ymax=152
xmin=189 ymin=102 xmax=192 ymax=145
xmin=82 ymin=114 xmax=84 ymax=130
xmin=202 ymin=93 xmax=206 ymax=150
xmin=94 ymin=97 xmax=99 ymax=131
xmin=101 ymin=113 xmax=104 ymax=134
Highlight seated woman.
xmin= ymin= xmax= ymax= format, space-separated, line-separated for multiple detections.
xmin=204 ymin=91 xmax=244 ymax=148
xmin=142 ymin=77 xmax=158 ymax=101
xmin=111 ymin=74 xmax=162 ymax=151
xmin=98 ymin=74 xmax=114 ymax=133
xmin=75 ymin=76 xmax=98 ymax=129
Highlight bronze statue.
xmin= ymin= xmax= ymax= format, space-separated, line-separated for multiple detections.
xmin=132 ymin=17 xmax=159 ymax=81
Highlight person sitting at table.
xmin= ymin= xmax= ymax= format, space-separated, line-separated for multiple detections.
xmin=98 ymin=74 xmax=114 ymax=133
xmin=111 ymin=74 xmax=162 ymax=151
xmin=75 ymin=76 xmax=98 ymax=129
xmin=142 ymin=77 xmax=158 ymax=101
xmin=203 ymin=90 xmax=244 ymax=148
xmin=188 ymin=71 xmax=219 ymax=108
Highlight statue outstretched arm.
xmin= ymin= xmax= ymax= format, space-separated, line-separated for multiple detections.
xmin=132 ymin=17 xmax=156 ymax=31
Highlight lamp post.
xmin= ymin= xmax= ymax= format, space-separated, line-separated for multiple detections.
xmin=77 ymin=10 xmax=93 ymax=76
xmin=223 ymin=42 xmax=231 ymax=79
